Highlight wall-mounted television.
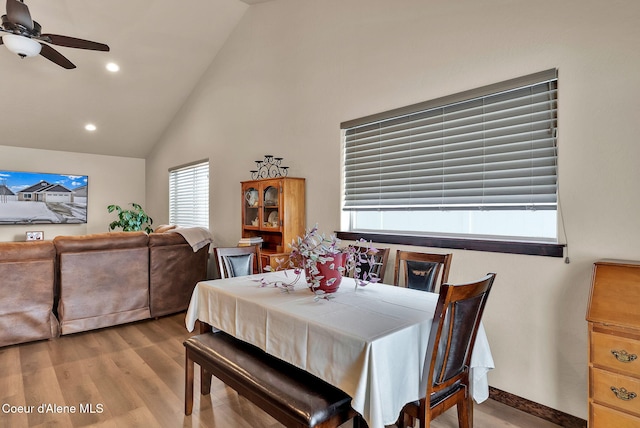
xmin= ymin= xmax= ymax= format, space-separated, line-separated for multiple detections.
xmin=0 ymin=170 xmax=88 ymax=224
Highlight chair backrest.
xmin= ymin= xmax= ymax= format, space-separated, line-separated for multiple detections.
xmin=426 ymin=273 xmax=495 ymax=399
xmin=214 ymin=245 xmax=262 ymax=279
xmin=393 ymin=250 xmax=452 ymax=292
xmin=350 ymin=245 xmax=391 ymax=283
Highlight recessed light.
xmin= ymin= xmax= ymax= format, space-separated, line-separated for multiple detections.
xmin=106 ymin=62 xmax=120 ymax=72
xmin=85 ymin=124 xmax=97 ymax=131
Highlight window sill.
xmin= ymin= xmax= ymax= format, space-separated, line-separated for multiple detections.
xmin=335 ymin=231 xmax=565 ymax=258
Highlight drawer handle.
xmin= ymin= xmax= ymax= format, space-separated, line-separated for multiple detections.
xmin=611 ymin=386 xmax=637 ymax=401
xmin=611 ymin=349 xmax=638 ymax=363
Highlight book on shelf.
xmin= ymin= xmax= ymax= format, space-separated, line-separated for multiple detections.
xmin=238 ymin=236 xmax=263 ymax=247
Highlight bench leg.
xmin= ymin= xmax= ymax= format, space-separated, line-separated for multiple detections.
xmin=185 ymin=351 xmax=194 ymax=415
xmin=201 ymin=367 xmax=212 ymax=395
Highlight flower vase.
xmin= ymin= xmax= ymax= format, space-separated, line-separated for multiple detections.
xmin=306 ymin=253 xmax=347 ymax=294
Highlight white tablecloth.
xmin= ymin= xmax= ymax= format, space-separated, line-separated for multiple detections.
xmin=185 ymin=270 xmax=494 ymax=428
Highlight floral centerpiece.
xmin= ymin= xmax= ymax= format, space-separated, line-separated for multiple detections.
xmin=262 ymin=225 xmax=381 ymax=296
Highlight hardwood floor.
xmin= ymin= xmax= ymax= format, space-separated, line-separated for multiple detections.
xmin=0 ymin=314 xmax=562 ymax=428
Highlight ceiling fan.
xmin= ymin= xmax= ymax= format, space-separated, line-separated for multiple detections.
xmin=0 ymin=0 xmax=109 ymax=69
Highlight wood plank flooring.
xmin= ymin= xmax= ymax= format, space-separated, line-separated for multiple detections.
xmin=0 ymin=313 xmax=562 ymax=428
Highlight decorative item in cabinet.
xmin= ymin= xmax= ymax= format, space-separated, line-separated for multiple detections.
xmin=587 ymin=259 xmax=640 ymax=427
xmin=243 ymin=186 xmax=260 ymax=228
xmin=241 ymin=177 xmax=305 ymax=264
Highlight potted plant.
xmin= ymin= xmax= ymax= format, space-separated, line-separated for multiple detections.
xmin=107 ymin=203 xmax=154 ymax=234
xmin=265 ymin=225 xmax=381 ymax=295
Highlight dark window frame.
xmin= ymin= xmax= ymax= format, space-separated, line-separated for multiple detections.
xmin=336 ymin=230 xmax=564 ymax=258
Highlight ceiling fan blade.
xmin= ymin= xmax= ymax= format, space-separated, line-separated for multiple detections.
xmin=40 ymin=33 xmax=109 ymax=51
xmin=39 ymin=43 xmax=75 ymax=69
xmin=6 ymin=0 xmax=33 ymax=31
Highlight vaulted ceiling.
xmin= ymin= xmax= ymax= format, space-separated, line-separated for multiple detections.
xmin=0 ymin=0 xmax=268 ymax=158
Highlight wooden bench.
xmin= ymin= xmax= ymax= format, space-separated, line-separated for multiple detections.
xmin=184 ymin=331 xmax=365 ymax=428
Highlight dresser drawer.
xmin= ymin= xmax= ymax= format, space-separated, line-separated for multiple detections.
xmin=592 ymin=367 xmax=640 ymax=416
xmin=591 ymin=402 xmax=640 ymax=428
xmin=592 ymin=330 xmax=640 ymax=376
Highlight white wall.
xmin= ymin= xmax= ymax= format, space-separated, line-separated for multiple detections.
xmin=146 ymin=0 xmax=640 ymax=418
xmin=0 ymin=145 xmax=146 ymax=241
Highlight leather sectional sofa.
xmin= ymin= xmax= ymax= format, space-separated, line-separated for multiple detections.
xmin=0 ymin=229 xmax=210 ymax=347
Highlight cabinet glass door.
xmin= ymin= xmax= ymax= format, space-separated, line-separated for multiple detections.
xmin=244 ymin=186 xmax=259 ymax=228
xmin=263 ymin=184 xmax=280 ymax=229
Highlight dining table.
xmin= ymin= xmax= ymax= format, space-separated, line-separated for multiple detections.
xmin=185 ymin=270 xmax=494 ymax=428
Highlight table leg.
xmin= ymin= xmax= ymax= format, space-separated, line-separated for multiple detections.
xmin=199 ymin=321 xmax=212 ymax=334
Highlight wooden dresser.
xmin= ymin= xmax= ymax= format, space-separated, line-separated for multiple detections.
xmin=587 ymin=260 xmax=640 ymax=427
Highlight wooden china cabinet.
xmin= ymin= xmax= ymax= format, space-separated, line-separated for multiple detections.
xmin=241 ymin=177 xmax=305 ymax=271
xmin=587 ymin=260 xmax=640 ymax=427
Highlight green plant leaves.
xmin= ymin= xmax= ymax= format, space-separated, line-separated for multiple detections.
xmin=107 ymin=203 xmax=153 ymax=234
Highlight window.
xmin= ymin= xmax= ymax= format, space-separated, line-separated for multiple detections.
xmin=342 ymin=69 xmax=558 ymax=242
xmin=169 ymin=160 xmax=209 ymax=228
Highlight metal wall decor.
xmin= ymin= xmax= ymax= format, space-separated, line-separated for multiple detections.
xmin=250 ymin=155 xmax=289 ymax=179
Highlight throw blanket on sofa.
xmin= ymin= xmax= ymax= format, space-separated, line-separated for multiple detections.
xmin=170 ymin=227 xmax=213 ymax=252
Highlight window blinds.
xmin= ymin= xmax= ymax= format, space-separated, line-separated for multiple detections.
xmin=342 ymin=69 xmax=558 ymax=210
xmin=169 ymin=160 xmax=209 ymax=228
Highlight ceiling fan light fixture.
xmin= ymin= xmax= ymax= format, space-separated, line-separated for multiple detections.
xmin=2 ymin=34 xmax=41 ymax=57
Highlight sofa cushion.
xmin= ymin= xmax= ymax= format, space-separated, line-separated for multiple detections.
xmin=154 ymin=224 xmax=177 ymax=233
xmin=53 ymin=231 xmax=149 ymax=252
xmin=54 ymin=232 xmax=151 ymax=335
xmin=0 ymin=240 xmax=56 ymax=261
xmin=149 ymin=232 xmax=209 ymax=317
xmin=0 ymin=241 xmax=59 ymax=347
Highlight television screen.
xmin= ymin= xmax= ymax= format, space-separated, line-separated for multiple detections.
xmin=0 ymin=170 xmax=88 ymax=224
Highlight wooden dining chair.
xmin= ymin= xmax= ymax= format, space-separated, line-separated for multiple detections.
xmin=349 ymin=244 xmax=391 ymax=283
xmin=393 ymin=250 xmax=453 ymax=292
xmin=214 ymin=245 xmax=262 ymax=279
xmin=397 ymin=273 xmax=496 ymax=428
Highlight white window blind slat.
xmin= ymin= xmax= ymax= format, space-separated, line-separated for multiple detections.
xmin=342 ymin=72 xmax=557 ymax=210
xmin=169 ymin=161 xmax=209 ymax=228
